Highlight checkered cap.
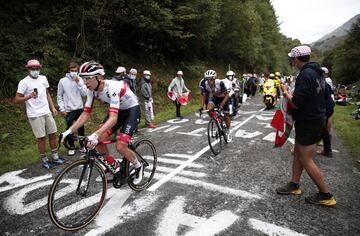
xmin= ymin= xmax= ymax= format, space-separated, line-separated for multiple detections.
xmin=288 ymin=45 xmax=311 ymax=58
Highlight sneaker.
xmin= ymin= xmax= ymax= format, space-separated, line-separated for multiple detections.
xmin=226 ymin=132 xmax=232 ymax=143
xmin=68 ymin=149 xmax=76 ymax=156
xmin=305 ymin=192 xmax=337 ymax=207
xmin=316 ymin=150 xmax=333 ymax=157
xmin=53 ymin=158 xmax=65 ymax=165
xmin=133 ymin=163 xmax=144 ymax=185
xmin=276 ymin=182 xmax=302 ymax=195
xmin=42 ymin=160 xmax=52 ymax=169
xmin=147 ymin=123 xmax=157 ymax=128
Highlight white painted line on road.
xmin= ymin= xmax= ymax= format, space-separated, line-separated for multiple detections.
xmin=148 ymin=108 xmax=265 ymax=192
xmin=163 ymin=125 xmax=181 ymax=132
xmin=163 ymin=153 xmax=192 ymax=159
xmin=249 ymin=218 xmax=308 ymax=236
xmin=150 ymin=166 xmax=206 ymax=178
xmin=151 ymin=172 xmax=262 ymax=199
xmin=157 ymin=157 xmax=204 ymax=168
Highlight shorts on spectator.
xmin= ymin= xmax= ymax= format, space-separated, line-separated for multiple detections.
xmin=295 ymin=119 xmax=324 ymax=146
xmin=29 ymin=113 xmax=57 ymax=138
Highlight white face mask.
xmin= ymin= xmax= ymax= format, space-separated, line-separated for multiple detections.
xmin=70 ymin=72 xmax=78 ymax=78
xmin=129 ymin=75 xmax=136 ymax=80
xmin=144 ymin=75 xmax=150 ymax=80
xmin=30 ymin=70 xmax=40 ymax=78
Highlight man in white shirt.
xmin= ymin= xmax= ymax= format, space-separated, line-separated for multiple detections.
xmin=14 ymin=59 xmax=64 ymax=169
xmin=57 ymin=62 xmax=87 ymax=155
xmin=168 ymin=71 xmax=191 ymax=119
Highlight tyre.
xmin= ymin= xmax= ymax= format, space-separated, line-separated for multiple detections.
xmin=48 ymin=159 xmax=107 ymax=231
xmin=207 ymin=118 xmax=222 ymax=155
xmin=127 ymin=139 xmax=157 ymax=191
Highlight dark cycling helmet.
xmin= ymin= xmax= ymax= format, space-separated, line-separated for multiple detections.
xmin=204 ymin=69 xmax=217 ymax=80
xmin=79 ymin=61 xmax=105 ymax=77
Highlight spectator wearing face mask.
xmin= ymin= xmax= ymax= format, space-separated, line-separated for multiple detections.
xmin=128 ymin=68 xmax=138 ymax=93
xmin=112 ymin=66 xmax=136 ymax=93
xmin=168 ymin=71 xmax=191 ymax=119
xmin=140 ymin=70 xmax=156 ymax=128
xmin=14 ymin=59 xmax=64 ymax=169
xmin=57 ymin=62 xmax=87 ymax=156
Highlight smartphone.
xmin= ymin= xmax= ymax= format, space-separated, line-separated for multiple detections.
xmin=34 ymin=88 xmax=38 ymax=98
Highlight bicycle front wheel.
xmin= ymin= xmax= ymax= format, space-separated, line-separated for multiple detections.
xmin=48 ymin=159 xmax=107 ymax=231
xmin=207 ymin=118 xmax=223 ymax=155
xmin=127 ymin=139 xmax=157 ymax=191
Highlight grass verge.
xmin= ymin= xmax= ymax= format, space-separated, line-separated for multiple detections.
xmin=332 ymin=103 xmax=360 ymax=163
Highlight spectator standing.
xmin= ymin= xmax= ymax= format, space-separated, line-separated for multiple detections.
xmin=128 ymin=68 xmax=138 ymax=93
xmin=168 ymin=71 xmax=191 ymax=119
xmin=316 ymin=67 xmax=335 ymax=157
xmin=112 ymin=66 xmax=135 ymax=93
xmin=57 ymin=62 xmax=87 ymax=155
xmin=14 ymin=59 xmax=64 ymax=169
xmin=140 ymin=70 xmax=156 ymax=128
xmin=277 ymin=45 xmax=336 ymax=206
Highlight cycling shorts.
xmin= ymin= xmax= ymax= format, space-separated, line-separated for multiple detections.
xmin=101 ymin=105 xmax=140 ymax=143
xmin=209 ymin=96 xmax=229 ymax=113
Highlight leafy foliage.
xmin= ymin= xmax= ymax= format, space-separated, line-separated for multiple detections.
xmin=0 ymin=0 xmax=300 ymax=99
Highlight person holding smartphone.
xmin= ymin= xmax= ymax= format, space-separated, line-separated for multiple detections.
xmin=14 ymin=59 xmax=63 ymax=169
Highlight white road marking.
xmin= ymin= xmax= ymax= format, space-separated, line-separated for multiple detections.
xmin=163 ymin=153 xmax=193 ymax=159
xmin=234 ymin=130 xmax=263 ymax=138
xmin=0 ymin=169 xmax=52 ymax=193
xmin=163 ymin=125 xmax=181 ymax=132
xmin=249 ymin=218 xmax=308 ymax=236
xmin=177 ymin=127 xmax=207 ymax=137
xmin=148 ymin=108 xmax=265 ymax=192
xmin=85 ymin=193 xmax=159 ymax=236
xmin=167 ymin=118 xmax=189 ymax=123
xmin=157 ymin=196 xmax=239 ymax=236
xmin=255 ymin=115 xmax=273 ymax=121
xmin=152 ymin=166 xmax=206 ymax=178
xmin=157 ymin=157 xmax=204 ymax=168
xmin=151 ymin=172 xmax=262 ymax=199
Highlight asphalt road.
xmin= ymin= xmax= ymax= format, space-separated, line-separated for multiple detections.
xmin=1 ymin=94 xmax=360 ymax=236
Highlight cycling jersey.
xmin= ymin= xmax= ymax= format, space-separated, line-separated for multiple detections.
xmin=223 ymin=78 xmax=241 ymax=93
xmin=204 ymin=79 xmax=229 ymax=98
xmin=84 ymin=80 xmax=138 ymax=114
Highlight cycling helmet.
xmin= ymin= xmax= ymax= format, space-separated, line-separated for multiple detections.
xmin=269 ymin=73 xmax=275 ymax=78
xmin=226 ymin=70 xmax=235 ymax=76
xmin=321 ymin=67 xmax=329 ymax=74
xmin=79 ymin=61 xmax=105 ymax=76
xmin=204 ymin=69 xmax=217 ymax=80
xmin=275 ymin=72 xmax=281 ymax=77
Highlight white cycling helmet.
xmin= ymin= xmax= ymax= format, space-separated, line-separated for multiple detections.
xmin=204 ymin=69 xmax=217 ymax=79
xmin=226 ymin=70 xmax=235 ymax=76
xmin=79 ymin=61 xmax=105 ymax=76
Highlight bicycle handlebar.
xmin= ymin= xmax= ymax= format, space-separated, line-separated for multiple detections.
xmin=58 ymin=134 xmax=117 ymax=151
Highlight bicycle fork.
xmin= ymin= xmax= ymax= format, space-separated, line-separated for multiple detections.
xmin=77 ymin=158 xmax=95 ymax=197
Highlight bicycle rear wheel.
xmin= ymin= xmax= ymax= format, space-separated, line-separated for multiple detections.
xmin=127 ymin=139 xmax=157 ymax=191
xmin=207 ymin=118 xmax=223 ymax=155
xmin=48 ymin=159 xmax=107 ymax=231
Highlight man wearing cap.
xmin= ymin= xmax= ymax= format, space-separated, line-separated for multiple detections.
xmin=140 ymin=70 xmax=156 ymax=128
xmin=276 ymin=45 xmax=336 ymax=206
xmin=168 ymin=71 xmax=191 ymax=119
xmin=14 ymin=59 xmax=64 ymax=169
xmin=112 ymin=66 xmax=136 ymax=93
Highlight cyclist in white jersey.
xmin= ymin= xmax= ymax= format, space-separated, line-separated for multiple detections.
xmin=60 ymin=61 xmax=143 ymax=184
xmin=203 ymin=69 xmax=232 ymax=141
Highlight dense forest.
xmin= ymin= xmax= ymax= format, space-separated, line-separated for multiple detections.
xmin=0 ymin=0 xmax=358 ymax=100
xmin=0 ymin=0 xmax=300 ymax=99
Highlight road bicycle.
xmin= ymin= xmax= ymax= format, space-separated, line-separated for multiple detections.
xmin=47 ymin=136 xmax=157 ymax=231
xmin=202 ymin=108 xmax=228 ymax=155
